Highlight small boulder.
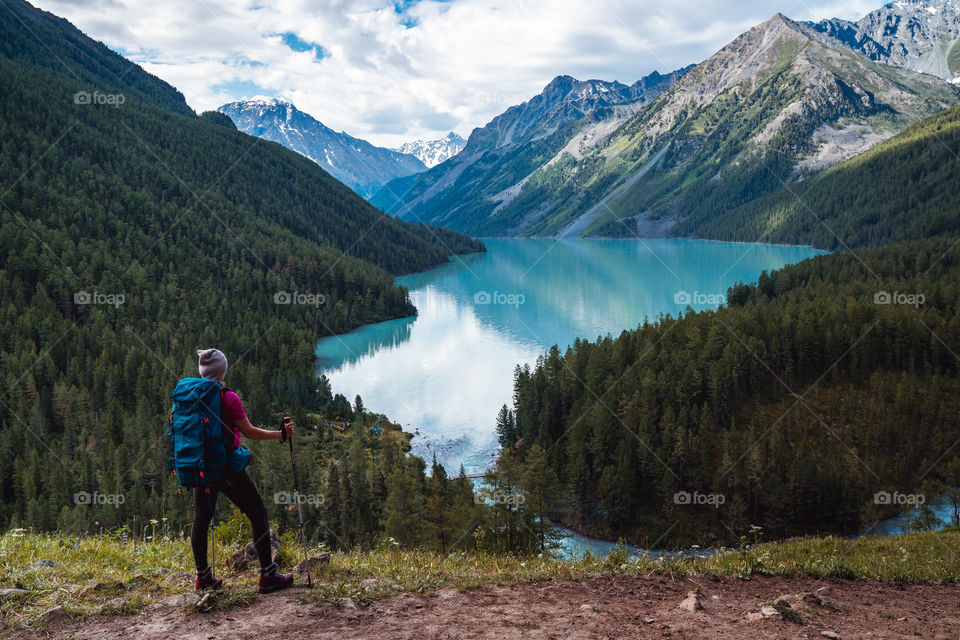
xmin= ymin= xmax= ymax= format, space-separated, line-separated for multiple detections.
xmin=678 ymin=591 xmax=704 ymax=612
xmin=161 ymin=593 xmax=199 ymax=607
xmin=360 ymin=578 xmax=380 ymax=589
xmin=162 ymin=571 xmax=192 ymax=585
xmin=579 ymin=604 xmax=596 ymax=615
xmin=106 ymin=597 xmax=127 ymax=609
xmin=39 ymin=605 xmax=71 ymax=624
xmin=293 ymin=553 xmax=330 ymax=575
xmin=230 ymin=530 xmax=281 ymax=570
xmin=0 ymin=588 xmax=31 ymax=597
xmin=821 ymin=632 xmax=841 ymax=639
xmin=760 ymin=605 xmax=781 ymax=618
xmin=340 ymin=597 xmax=358 ymax=610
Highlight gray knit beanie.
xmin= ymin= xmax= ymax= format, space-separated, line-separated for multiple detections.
xmin=197 ymin=348 xmax=228 ymax=380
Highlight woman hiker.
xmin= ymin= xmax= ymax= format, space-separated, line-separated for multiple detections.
xmin=192 ymin=348 xmax=295 ymax=593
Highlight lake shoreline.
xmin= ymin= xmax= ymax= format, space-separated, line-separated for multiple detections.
xmin=314 ymin=238 xmax=825 ymax=551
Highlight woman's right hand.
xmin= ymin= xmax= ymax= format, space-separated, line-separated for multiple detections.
xmin=282 ymin=416 xmax=295 ymax=440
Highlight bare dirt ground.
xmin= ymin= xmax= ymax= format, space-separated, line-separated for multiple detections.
xmin=10 ymin=575 xmax=960 ymax=640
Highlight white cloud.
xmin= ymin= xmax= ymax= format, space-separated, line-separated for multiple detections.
xmin=34 ymin=0 xmax=877 ymax=147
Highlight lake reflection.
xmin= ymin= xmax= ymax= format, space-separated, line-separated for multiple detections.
xmin=316 ymin=238 xmax=823 ymax=475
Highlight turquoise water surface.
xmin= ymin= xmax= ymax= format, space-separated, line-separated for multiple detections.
xmin=315 ymin=238 xmax=823 ymax=477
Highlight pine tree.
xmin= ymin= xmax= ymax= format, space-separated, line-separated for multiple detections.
xmin=519 ymin=443 xmax=560 ymax=552
xmin=495 ymin=404 xmax=517 ymax=449
xmin=381 ymin=458 xmax=426 ymax=547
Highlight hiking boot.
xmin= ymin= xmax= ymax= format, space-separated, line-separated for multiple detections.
xmin=195 ymin=567 xmax=223 ymax=592
xmin=258 ymin=562 xmax=294 ymax=594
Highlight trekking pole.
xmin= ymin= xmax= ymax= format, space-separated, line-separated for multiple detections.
xmin=285 ymin=417 xmax=312 ymax=587
xmin=210 ymin=501 xmax=216 ymax=576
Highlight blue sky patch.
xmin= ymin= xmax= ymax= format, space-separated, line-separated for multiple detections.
xmin=277 ymin=31 xmax=326 ymax=59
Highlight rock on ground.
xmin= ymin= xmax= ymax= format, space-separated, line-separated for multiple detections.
xmin=678 ymin=591 xmax=704 ymax=612
xmin=228 ymin=530 xmax=282 ymax=570
xmin=293 ymin=553 xmax=330 ymax=575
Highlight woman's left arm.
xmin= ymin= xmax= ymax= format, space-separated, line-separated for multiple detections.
xmin=235 ymin=417 xmax=294 ymax=441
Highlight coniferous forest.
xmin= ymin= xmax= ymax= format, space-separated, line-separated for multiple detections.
xmin=504 ymin=238 xmax=960 ymax=545
xmin=0 ymin=3 xmax=503 ymax=548
xmin=4 ymin=0 xmax=960 ymax=559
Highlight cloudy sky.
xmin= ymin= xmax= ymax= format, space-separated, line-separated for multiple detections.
xmin=34 ymin=0 xmax=880 ymax=147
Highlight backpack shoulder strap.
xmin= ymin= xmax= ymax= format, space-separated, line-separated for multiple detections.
xmin=220 ymin=387 xmax=238 ymax=441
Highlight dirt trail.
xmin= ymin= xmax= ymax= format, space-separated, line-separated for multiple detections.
xmin=10 ymin=575 xmax=960 ymax=639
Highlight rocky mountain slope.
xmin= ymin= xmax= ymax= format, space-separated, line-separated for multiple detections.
xmin=811 ymin=0 xmax=960 ymax=82
xmin=370 ymin=70 xmax=688 ymax=231
xmin=580 ymin=13 xmax=959 ymax=239
xmin=219 ymin=98 xmax=426 ymax=198
xmin=686 ymin=100 xmax=960 ymax=248
xmin=394 ymin=132 xmax=466 ymax=168
xmin=377 ymin=13 xmax=958 ymax=238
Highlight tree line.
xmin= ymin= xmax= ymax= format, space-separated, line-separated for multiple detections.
xmin=501 ymin=237 xmax=960 ymax=546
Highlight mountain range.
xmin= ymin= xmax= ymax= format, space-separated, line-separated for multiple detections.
xmin=375 ymin=6 xmax=960 ymax=238
xmin=218 ymin=98 xmax=427 ymax=198
xmin=369 ymin=70 xmax=689 ymax=229
xmin=393 ymin=132 xmax=466 ymax=168
xmin=811 ymin=0 xmax=960 ymax=82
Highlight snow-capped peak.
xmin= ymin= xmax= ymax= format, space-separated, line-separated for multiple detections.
xmin=247 ymin=95 xmax=289 ymax=107
xmin=393 ymin=132 xmax=466 ymax=168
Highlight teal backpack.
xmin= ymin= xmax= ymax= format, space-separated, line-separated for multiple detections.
xmin=168 ymin=378 xmax=251 ymax=487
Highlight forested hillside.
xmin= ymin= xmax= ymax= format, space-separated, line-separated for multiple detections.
xmin=678 ymin=103 xmax=960 ymax=249
xmin=0 ymin=2 xmax=482 ymax=537
xmin=504 ymin=238 xmax=960 ymax=545
xmin=0 ymin=0 xmax=194 ymax=116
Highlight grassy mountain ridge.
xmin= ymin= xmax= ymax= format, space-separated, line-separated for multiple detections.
xmin=682 ymin=101 xmax=960 ymax=248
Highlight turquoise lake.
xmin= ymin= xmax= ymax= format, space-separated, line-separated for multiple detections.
xmin=315 ymin=238 xmax=824 ymax=478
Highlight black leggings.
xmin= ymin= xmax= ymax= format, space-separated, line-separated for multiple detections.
xmin=191 ymin=470 xmax=271 ymax=572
